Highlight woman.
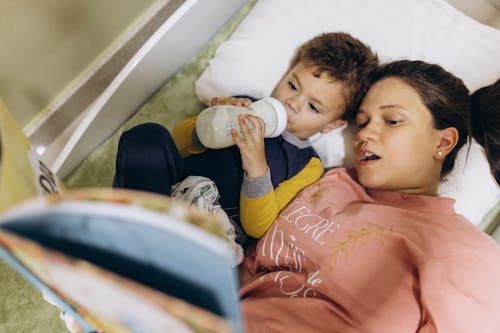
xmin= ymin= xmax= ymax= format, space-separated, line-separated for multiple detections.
xmin=240 ymin=60 xmax=500 ymax=333
xmin=470 ymin=78 xmax=500 ymax=185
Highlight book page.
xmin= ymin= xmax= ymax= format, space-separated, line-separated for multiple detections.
xmin=0 ymin=231 xmax=232 ymax=333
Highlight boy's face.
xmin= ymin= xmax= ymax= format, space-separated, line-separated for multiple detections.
xmin=272 ymin=62 xmax=347 ymax=140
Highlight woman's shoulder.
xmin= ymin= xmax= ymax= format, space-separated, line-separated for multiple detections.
xmin=299 ymin=167 xmax=369 ymax=203
xmin=323 ymin=167 xmax=359 ymax=183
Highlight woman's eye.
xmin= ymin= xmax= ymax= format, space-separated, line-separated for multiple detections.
xmin=308 ymin=103 xmax=319 ymax=113
xmin=387 ymin=120 xmax=402 ymax=126
xmin=287 ymin=81 xmax=297 ymax=91
xmin=357 ymin=122 xmax=367 ymax=129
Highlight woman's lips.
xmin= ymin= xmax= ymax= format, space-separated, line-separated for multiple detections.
xmin=357 ymin=151 xmax=380 ymax=166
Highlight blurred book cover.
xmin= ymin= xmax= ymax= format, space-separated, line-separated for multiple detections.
xmin=0 ymin=98 xmax=242 ymax=333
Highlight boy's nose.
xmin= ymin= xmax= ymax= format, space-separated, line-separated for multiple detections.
xmin=285 ymin=100 xmax=298 ymax=114
xmin=286 ymin=95 xmax=304 ymax=114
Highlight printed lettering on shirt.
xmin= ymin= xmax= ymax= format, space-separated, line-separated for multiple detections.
xmin=258 ymin=270 xmax=321 ymax=298
xmin=257 ymin=197 xmax=340 ymax=298
xmin=281 ymin=199 xmax=341 ymax=245
xmin=260 ymin=223 xmax=305 ymax=270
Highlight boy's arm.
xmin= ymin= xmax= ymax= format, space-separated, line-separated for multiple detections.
xmin=172 ymin=115 xmax=206 ymax=157
xmin=240 ymin=157 xmax=323 ymax=238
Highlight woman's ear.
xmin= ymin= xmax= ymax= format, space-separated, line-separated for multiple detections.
xmin=435 ymin=127 xmax=459 ymax=159
xmin=321 ymin=119 xmax=346 ymax=134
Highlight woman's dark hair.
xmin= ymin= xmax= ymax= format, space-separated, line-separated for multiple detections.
xmin=370 ymin=60 xmax=471 ymax=177
xmin=470 ymin=79 xmax=500 ymax=185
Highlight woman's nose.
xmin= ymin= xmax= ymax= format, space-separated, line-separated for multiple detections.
xmin=355 ymin=122 xmax=379 ymax=143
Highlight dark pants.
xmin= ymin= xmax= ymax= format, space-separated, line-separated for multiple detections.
xmin=113 ymin=123 xmax=256 ymax=246
xmin=113 ymin=123 xmax=183 ymax=196
xmin=113 ymin=122 xmax=244 ymax=225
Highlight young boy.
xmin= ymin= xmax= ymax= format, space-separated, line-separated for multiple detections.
xmin=113 ymin=32 xmax=378 ymax=241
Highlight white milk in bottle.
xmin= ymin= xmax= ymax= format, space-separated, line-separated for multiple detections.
xmin=195 ymin=97 xmax=287 ymax=149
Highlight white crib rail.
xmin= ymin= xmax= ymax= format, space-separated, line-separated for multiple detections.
xmin=51 ymin=0 xmax=246 ymax=179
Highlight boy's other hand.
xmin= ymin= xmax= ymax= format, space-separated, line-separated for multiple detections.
xmin=210 ymin=96 xmax=253 ymax=107
xmin=231 ymin=114 xmax=268 ymax=179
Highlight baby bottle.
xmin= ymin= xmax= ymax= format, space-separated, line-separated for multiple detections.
xmin=195 ymin=97 xmax=287 ymax=149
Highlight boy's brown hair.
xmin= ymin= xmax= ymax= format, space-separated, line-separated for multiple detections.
xmin=289 ymin=32 xmax=378 ymax=119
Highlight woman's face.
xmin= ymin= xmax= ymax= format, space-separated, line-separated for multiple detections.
xmin=353 ymin=78 xmax=443 ymax=195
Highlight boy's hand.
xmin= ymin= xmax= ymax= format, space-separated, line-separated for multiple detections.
xmin=231 ymin=114 xmax=268 ymax=179
xmin=210 ymin=96 xmax=253 ymax=107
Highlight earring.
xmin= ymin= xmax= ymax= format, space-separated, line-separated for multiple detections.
xmin=437 ymin=151 xmax=443 ymax=157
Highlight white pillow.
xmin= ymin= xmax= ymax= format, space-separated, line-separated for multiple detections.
xmin=195 ymin=0 xmax=500 ymax=225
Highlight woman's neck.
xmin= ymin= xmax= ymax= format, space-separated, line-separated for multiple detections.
xmin=395 ymin=180 xmax=439 ymax=196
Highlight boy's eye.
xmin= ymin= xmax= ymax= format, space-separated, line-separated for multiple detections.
xmin=356 ymin=122 xmax=367 ymax=129
xmin=287 ymin=81 xmax=298 ymax=91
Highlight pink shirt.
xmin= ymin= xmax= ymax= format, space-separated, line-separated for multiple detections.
xmin=241 ymin=168 xmax=500 ymax=333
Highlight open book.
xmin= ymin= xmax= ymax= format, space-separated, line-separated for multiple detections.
xmin=0 ymin=97 xmax=242 ymax=332
xmin=0 ymin=188 xmax=243 ymax=333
